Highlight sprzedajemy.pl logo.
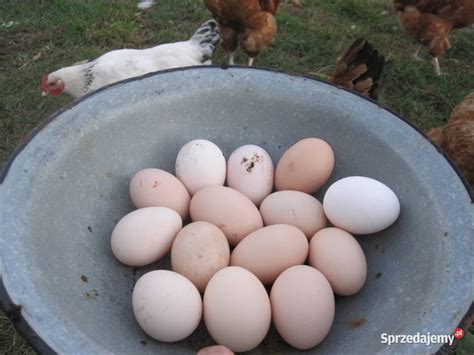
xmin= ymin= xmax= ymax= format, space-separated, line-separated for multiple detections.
xmin=381 ymin=328 xmax=465 ymax=347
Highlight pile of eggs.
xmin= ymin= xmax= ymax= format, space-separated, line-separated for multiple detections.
xmin=110 ymin=138 xmax=401 ymax=353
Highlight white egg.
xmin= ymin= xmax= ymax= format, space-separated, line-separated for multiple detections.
xmin=176 ymin=139 xmax=226 ymax=195
xmin=323 ymin=176 xmax=400 ymax=234
xmin=226 ymin=145 xmax=274 ymax=206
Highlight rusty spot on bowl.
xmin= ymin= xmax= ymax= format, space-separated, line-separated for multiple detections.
xmin=346 ymin=317 xmax=367 ymax=330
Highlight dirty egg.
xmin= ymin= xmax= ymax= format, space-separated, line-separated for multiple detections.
xmin=226 ymin=145 xmax=274 ymax=205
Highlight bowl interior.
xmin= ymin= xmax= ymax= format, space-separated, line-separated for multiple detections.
xmin=1 ymin=67 xmax=472 ymax=354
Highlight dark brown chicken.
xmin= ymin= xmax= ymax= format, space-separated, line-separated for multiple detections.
xmin=427 ymin=92 xmax=474 ymax=189
xmin=395 ymin=0 xmax=474 ymax=74
xmin=330 ymin=39 xmax=386 ymax=100
xmin=203 ymin=0 xmax=280 ymax=65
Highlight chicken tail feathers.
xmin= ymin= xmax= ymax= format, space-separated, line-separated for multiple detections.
xmin=190 ymin=19 xmax=221 ymax=62
xmin=330 ymin=38 xmax=386 ymax=100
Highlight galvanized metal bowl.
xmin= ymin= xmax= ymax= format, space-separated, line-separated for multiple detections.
xmin=0 ymin=67 xmax=472 ymax=354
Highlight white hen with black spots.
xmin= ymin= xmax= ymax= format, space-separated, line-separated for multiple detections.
xmin=42 ymin=20 xmax=220 ymax=98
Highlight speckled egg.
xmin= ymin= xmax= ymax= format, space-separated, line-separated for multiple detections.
xmin=226 ymin=145 xmax=274 ymax=206
xmin=171 ymin=221 xmax=230 ymax=293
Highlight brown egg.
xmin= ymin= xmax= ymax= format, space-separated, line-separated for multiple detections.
xmin=171 ymin=222 xmax=230 ymax=293
xmin=308 ymin=227 xmax=367 ymax=296
xmin=230 ymin=225 xmax=308 ymax=285
xmin=129 ymin=168 xmax=190 ymax=220
xmin=190 ymin=186 xmax=263 ymax=246
xmin=270 ymin=265 xmax=335 ymax=350
xmin=259 ymin=190 xmax=327 ymax=239
xmin=275 ymin=138 xmax=335 ymax=194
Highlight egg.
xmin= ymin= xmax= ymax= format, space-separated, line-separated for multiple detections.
xmin=308 ymin=228 xmax=367 ymax=295
xmin=203 ymin=266 xmax=271 ymax=352
xmin=110 ymin=207 xmax=182 ymax=266
xmin=270 ymin=265 xmax=335 ymax=350
xmin=175 ymin=139 xmax=226 ymax=195
xmin=275 ymin=138 xmax=335 ymax=194
xmin=132 ymin=270 xmax=202 ymax=342
xmin=259 ymin=190 xmax=327 ymax=239
xmin=197 ymin=345 xmax=235 ymax=355
xmin=230 ymin=225 xmax=308 ymax=285
xmin=129 ymin=168 xmax=190 ymax=220
xmin=226 ymin=145 xmax=274 ymax=205
xmin=171 ymin=221 xmax=230 ymax=293
xmin=323 ymin=176 xmax=400 ymax=234
xmin=190 ymin=186 xmax=263 ymax=246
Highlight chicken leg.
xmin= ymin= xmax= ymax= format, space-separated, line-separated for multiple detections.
xmin=218 ymin=23 xmax=238 ymax=65
xmin=229 ymin=52 xmax=235 ymax=65
xmin=432 ymin=57 xmax=441 ymax=75
xmin=412 ymin=44 xmax=422 ymax=60
xmin=248 ymin=57 xmax=255 ymax=66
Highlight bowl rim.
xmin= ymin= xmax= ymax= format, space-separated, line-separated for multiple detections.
xmin=0 ymin=65 xmax=472 ymax=354
xmin=2 ymin=65 xmax=472 ymax=200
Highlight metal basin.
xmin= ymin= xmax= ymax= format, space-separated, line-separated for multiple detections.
xmin=0 ymin=67 xmax=472 ymax=354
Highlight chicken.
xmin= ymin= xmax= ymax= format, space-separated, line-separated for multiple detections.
xmin=395 ymin=0 xmax=474 ymax=75
xmin=41 ymin=20 xmax=220 ymax=98
xmin=329 ymin=38 xmax=386 ymax=100
xmin=203 ymin=0 xmax=280 ymax=66
xmin=398 ymin=6 xmax=452 ymax=75
xmin=394 ymin=0 xmax=474 ymax=27
xmin=427 ymin=92 xmax=474 ymax=189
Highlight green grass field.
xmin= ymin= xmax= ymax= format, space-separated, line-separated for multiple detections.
xmin=0 ymin=0 xmax=473 ymax=353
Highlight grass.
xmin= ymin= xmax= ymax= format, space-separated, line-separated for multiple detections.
xmin=0 ymin=0 xmax=472 ymax=353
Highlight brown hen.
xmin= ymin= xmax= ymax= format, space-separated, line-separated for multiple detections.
xmin=427 ymin=92 xmax=474 ymax=190
xmin=395 ymin=0 xmax=474 ymax=74
xmin=330 ymin=39 xmax=386 ymax=100
xmin=203 ymin=0 xmax=280 ymax=65
xmin=394 ymin=0 xmax=474 ymax=27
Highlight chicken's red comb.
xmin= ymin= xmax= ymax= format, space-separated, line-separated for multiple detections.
xmin=41 ymin=75 xmax=48 ymax=91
